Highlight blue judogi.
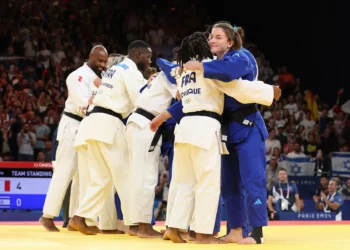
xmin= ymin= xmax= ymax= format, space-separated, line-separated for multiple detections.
xmin=166 ymin=49 xmax=268 ymax=235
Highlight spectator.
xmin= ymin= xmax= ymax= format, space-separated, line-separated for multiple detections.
xmin=37 ymin=151 xmax=46 ymax=162
xmin=265 ymin=127 xmax=281 ymax=161
xmin=299 ymin=109 xmax=316 ymax=133
xmin=275 ymin=124 xmax=288 ymax=147
xmin=287 ymin=141 xmax=306 ymax=158
xmin=319 ymin=107 xmax=333 ymax=134
xmin=314 ymin=178 xmax=344 ymax=221
xmin=314 ymin=175 xmax=329 ymax=198
xmin=284 ymin=95 xmax=298 ymax=115
xmin=44 ymin=140 xmax=53 ymax=162
xmin=340 ymin=178 xmax=350 ymax=200
xmin=266 ymin=157 xmax=279 ymax=190
xmin=304 ymin=133 xmax=320 ymax=158
xmin=34 ymin=116 xmax=50 ymax=158
xmin=267 ymin=168 xmax=301 ymax=220
xmin=17 ymin=123 xmax=36 ymax=161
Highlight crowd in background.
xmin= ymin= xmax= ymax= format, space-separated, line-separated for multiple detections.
xmin=0 ymin=1 xmax=349 ymax=196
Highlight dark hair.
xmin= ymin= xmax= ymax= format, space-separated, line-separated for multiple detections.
xmin=212 ymin=22 xmax=244 ymax=49
xmin=175 ymin=32 xmax=213 ymax=68
xmin=127 ymin=40 xmax=150 ymax=53
xmin=172 ymin=46 xmax=180 ymax=61
xmin=320 ymin=174 xmax=328 ymax=179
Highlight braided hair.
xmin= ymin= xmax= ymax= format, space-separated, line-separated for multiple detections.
xmin=175 ymin=32 xmax=213 ymax=68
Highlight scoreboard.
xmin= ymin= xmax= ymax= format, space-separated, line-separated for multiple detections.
xmin=0 ymin=162 xmax=52 ymax=210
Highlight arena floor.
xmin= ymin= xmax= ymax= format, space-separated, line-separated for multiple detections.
xmin=0 ymin=221 xmax=349 ymax=250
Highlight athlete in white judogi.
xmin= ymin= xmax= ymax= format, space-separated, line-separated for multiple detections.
xmin=125 ymin=68 xmax=178 ymax=238
xmin=68 ymin=40 xmax=152 ymax=235
xmin=39 ymin=46 xmax=108 ymax=232
xmin=150 ymin=32 xmax=276 ymax=243
xmin=73 ymin=54 xmax=127 ymax=234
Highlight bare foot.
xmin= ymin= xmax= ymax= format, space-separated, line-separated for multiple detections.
xmin=39 ymin=216 xmax=60 ymax=232
xmin=137 ymin=223 xmax=163 ymax=238
xmin=188 ymin=230 xmax=196 ymax=241
xmin=67 ymin=224 xmax=77 ymax=231
xmin=88 ymin=226 xmax=100 ymax=234
xmin=100 ymin=229 xmax=125 ymax=234
xmin=128 ymin=225 xmax=138 ymax=236
xmin=68 ymin=216 xmax=96 ymax=235
xmin=220 ymin=228 xmax=243 ymax=243
xmin=116 ymin=220 xmax=129 ymax=233
xmin=196 ymin=233 xmax=226 ymax=244
xmin=238 ymin=236 xmax=264 ymax=244
xmin=163 ymin=228 xmax=186 ymax=243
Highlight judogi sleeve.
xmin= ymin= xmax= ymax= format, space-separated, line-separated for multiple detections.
xmin=215 ymin=79 xmax=274 ymax=106
xmin=167 ymin=100 xmax=185 ymax=124
xmin=66 ymin=73 xmax=91 ymax=111
xmin=202 ymin=54 xmax=252 ymax=82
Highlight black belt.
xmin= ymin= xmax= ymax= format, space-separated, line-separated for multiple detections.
xmin=134 ymin=108 xmax=162 ymax=153
xmin=64 ymin=111 xmax=83 ymax=122
xmin=186 ymin=111 xmax=222 ymax=124
xmin=221 ymin=105 xmax=258 ymax=143
xmin=89 ymin=106 xmax=123 ymax=121
xmin=135 ymin=108 xmax=155 ymax=120
xmin=223 ymin=105 xmax=258 ymax=127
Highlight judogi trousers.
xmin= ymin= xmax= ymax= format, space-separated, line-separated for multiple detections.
xmin=167 ymin=139 xmax=221 ymax=235
xmin=76 ymin=144 xmax=118 ymax=229
xmin=126 ymin=121 xmax=161 ymax=225
xmin=166 ymin=146 xmax=222 ymax=234
xmin=43 ymin=137 xmax=79 ymax=218
xmin=221 ymin=125 xmax=268 ymax=229
xmin=75 ymin=137 xmax=131 ymax=226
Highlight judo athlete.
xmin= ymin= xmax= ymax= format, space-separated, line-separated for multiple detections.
xmin=73 ymin=54 xmax=126 ymax=234
xmin=205 ymin=21 xmax=258 ymax=238
xmin=151 ymin=32 xmax=275 ymax=244
xmin=154 ymin=44 xmax=279 ymax=242
xmin=125 ymin=59 xmax=178 ymax=238
xmin=39 ymin=45 xmax=108 ymax=232
xmin=68 ymin=40 xmax=152 ymax=235
xmin=180 ymin=22 xmax=280 ymax=244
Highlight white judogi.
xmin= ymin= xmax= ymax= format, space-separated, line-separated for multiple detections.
xmin=43 ymin=63 xmax=96 ymax=219
xmin=75 ymin=58 xmax=145 ymax=226
xmin=166 ymin=60 xmax=274 ymax=234
xmin=126 ymin=72 xmax=177 ymax=225
xmin=74 ymin=86 xmax=118 ymax=230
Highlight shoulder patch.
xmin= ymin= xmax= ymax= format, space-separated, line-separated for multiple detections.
xmin=117 ymin=64 xmax=129 ymax=70
xmin=78 ymin=76 xmax=83 ymax=82
xmin=232 ymin=53 xmax=240 ymax=57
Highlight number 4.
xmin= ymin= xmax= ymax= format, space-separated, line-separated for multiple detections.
xmin=17 ymin=183 xmax=21 ymax=190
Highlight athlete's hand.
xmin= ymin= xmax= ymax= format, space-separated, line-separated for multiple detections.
xmin=150 ymin=111 xmax=172 ymax=132
xmin=273 ymin=85 xmax=281 ymax=101
xmin=94 ymin=77 xmax=101 ymax=88
xmin=147 ymin=73 xmax=158 ymax=84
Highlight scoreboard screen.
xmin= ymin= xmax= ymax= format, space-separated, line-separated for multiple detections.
xmin=0 ymin=162 xmax=52 ymax=210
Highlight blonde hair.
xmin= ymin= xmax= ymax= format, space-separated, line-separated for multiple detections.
xmin=106 ymin=53 xmax=127 ymax=69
